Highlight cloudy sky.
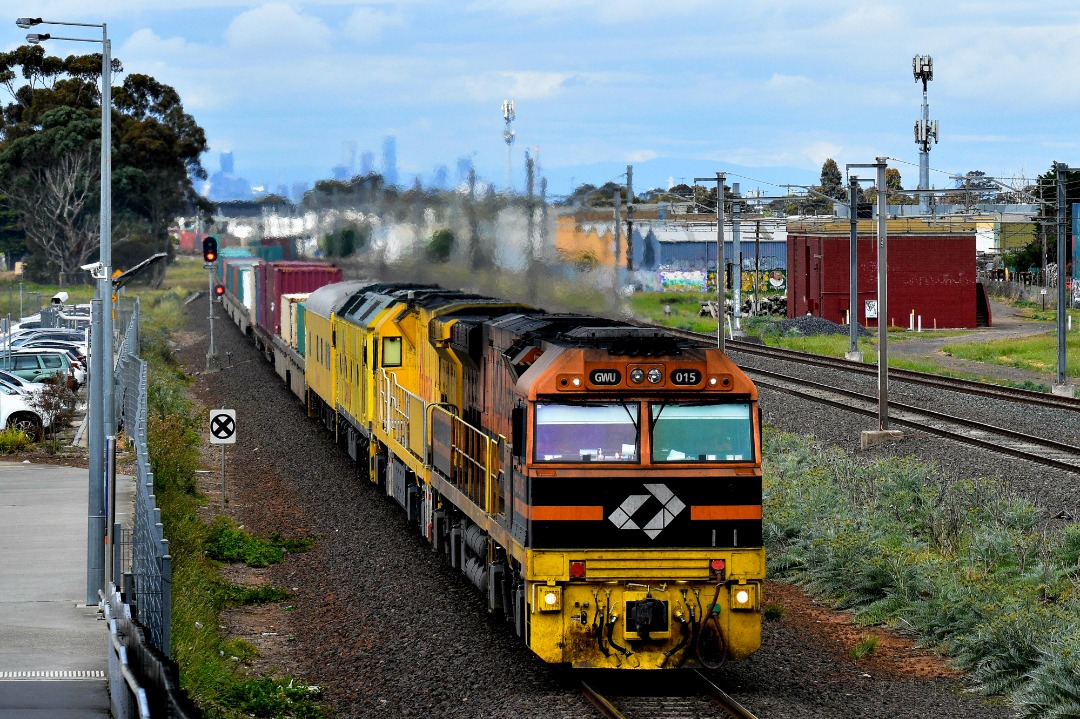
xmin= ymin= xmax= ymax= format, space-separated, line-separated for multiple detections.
xmin=8 ymin=2 xmax=1080 ymax=197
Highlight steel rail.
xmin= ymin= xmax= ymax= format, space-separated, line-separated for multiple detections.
xmin=657 ymin=325 xmax=1079 ymax=411
xmin=580 ymin=681 xmax=628 ymax=719
xmin=747 ymin=366 xmax=1080 ymax=474
xmin=725 ymin=338 xmax=1080 ymax=410
xmin=695 ymin=670 xmax=760 ymax=719
xmin=580 ymin=674 xmax=760 ymax=719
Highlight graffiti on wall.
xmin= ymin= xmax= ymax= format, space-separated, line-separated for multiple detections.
xmin=741 ymin=268 xmax=787 ymax=292
xmin=659 ymin=270 xmax=707 ymax=292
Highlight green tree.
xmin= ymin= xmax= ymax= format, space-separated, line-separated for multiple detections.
xmin=819 ymin=158 xmax=844 ymax=200
xmin=0 ymin=46 xmax=208 ymax=283
xmin=427 ymin=228 xmax=454 ymax=263
xmin=0 ymin=196 xmax=27 ymax=270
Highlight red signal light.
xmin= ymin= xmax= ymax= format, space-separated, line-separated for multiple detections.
xmin=202 ymin=236 xmax=218 ymax=263
xmin=213 ymin=284 xmax=225 ymax=297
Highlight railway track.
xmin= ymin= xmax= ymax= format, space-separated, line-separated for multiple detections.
xmin=663 ymin=329 xmax=1079 ymax=412
xmin=581 ymin=670 xmax=757 ymax=719
xmin=745 ymin=364 xmax=1080 ymax=473
xmin=725 ymin=338 xmax=1080 ymax=411
xmin=656 ymin=327 xmax=1080 ymax=472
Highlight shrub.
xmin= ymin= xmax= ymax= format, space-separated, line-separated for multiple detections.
xmin=0 ymin=426 xmax=31 ymax=453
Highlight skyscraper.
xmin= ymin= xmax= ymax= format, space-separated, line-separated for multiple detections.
xmin=382 ymin=136 xmax=398 ymax=187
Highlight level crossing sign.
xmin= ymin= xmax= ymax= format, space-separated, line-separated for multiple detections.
xmin=209 ymin=409 xmax=237 ymax=444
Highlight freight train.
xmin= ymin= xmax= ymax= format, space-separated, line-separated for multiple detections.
xmin=214 ymin=256 xmax=764 ymax=670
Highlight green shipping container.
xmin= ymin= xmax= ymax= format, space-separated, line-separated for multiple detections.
xmin=296 ymin=302 xmax=306 ymax=356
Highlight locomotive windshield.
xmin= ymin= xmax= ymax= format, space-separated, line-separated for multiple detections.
xmin=534 ymin=402 xmax=639 ymax=462
xmin=650 ymin=402 xmax=754 ymax=462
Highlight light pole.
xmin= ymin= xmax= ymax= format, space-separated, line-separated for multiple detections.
xmin=18 ymin=17 xmax=114 ymax=604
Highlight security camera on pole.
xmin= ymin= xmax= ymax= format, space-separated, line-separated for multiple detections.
xmin=203 ymin=236 xmax=219 ymax=370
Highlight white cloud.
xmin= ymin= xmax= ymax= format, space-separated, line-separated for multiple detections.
xmin=626 ymin=150 xmax=658 ymax=163
xmin=442 ymin=71 xmax=584 ymax=103
xmin=224 ymin=3 xmax=333 ymax=53
xmin=344 ymin=7 xmax=407 ymax=43
xmin=803 ymin=142 xmax=845 ymax=168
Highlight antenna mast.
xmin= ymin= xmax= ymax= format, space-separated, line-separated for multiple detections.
xmin=502 ymin=99 xmax=516 ymax=192
xmin=913 ymin=55 xmax=937 ymax=214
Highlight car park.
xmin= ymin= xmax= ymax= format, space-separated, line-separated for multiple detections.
xmin=0 ymin=350 xmax=78 ymax=388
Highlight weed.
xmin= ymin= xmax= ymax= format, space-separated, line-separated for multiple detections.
xmin=849 ymin=635 xmax=878 ymax=662
xmin=224 ymin=675 xmax=328 ymax=719
xmin=0 ymin=426 xmax=31 ymax=453
xmin=763 ymin=603 xmax=785 ymax=621
xmin=206 ymin=516 xmax=312 ymax=568
xmin=216 ymin=581 xmax=290 ymax=606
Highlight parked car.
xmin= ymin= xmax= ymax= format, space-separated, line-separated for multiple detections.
xmin=0 ymin=382 xmax=49 ymax=439
xmin=0 ymin=350 xmax=78 ymax=389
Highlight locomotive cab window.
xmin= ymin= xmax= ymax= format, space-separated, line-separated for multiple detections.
xmin=650 ymin=402 xmax=754 ymax=462
xmin=534 ymin=402 xmax=639 ymax=462
xmin=381 ymin=336 xmax=403 ymax=367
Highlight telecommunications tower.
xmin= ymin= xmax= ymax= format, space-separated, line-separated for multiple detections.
xmin=502 ymin=99 xmax=516 ymax=192
xmin=913 ymin=55 xmax=937 ymax=213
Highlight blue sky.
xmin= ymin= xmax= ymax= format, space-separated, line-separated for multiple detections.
xmin=8 ymin=2 xmax=1080 ymax=198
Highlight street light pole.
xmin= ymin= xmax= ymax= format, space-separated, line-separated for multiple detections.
xmin=19 ymin=17 xmax=113 ymax=603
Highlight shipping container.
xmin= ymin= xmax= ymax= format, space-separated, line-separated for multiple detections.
xmin=296 ymin=301 xmax=306 ymax=356
xmin=256 ymin=261 xmax=343 ymax=338
xmin=279 ymin=293 xmax=309 ymax=350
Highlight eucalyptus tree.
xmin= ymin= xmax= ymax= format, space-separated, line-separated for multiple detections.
xmin=0 ymin=44 xmax=209 ymax=283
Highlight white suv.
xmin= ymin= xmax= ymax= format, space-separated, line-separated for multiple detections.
xmin=0 ymin=383 xmax=51 ymax=439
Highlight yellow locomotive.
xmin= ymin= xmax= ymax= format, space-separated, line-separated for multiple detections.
xmin=304 ymin=281 xmax=764 ymax=669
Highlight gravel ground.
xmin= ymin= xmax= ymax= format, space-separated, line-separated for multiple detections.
xmin=172 ymin=298 xmax=1051 ymax=719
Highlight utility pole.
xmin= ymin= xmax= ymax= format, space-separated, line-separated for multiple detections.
xmin=731 ymin=183 xmax=743 ymax=337
xmin=626 ymin=165 xmax=634 ymax=272
xmin=525 ymin=152 xmax=537 ymax=300
xmin=875 ymin=157 xmax=889 ymax=430
xmin=613 ymin=191 xmax=622 ymax=303
xmin=845 ymin=163 xmax=881 ymax=362
xmin=1053 ymin=162 xmax=1076 ymax=397
xmin=695 ymin=173 xmax=726 ymax=350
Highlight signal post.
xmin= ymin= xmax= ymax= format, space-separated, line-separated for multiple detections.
xmin=202 ymin=236 xmax=221 ymax=371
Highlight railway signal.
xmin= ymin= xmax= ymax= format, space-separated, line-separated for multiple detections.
xmin=202 ymin=235 xmax=218 ymax=263
xmin=214 ymin=284 xmax=225 ymax=299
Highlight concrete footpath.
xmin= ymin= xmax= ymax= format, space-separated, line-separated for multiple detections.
xmin=0 ymin=461 xmax=132 ymax=718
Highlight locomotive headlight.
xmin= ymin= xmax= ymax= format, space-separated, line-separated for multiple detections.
xmin=572 ymin=377 xmax=581 ymax=387
xmin=540 ymin=586 xmax=562 ymax=612
xmin=709 ymin=377 xmax=718 ymax=386
xmin=647 ymin=368 xmax=663 ymax=384
xmin=629 ymin=368 xmax=645 ymax=384
xmin=730 ymin=583 xmax=757 ymax=611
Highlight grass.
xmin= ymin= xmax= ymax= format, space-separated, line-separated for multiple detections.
xmin=139 ymin=283 xmax=328 ymax=719
xmin=848 ymin=635 xmax=879 ymax=663
xmin=941 ymin=332 xmax=1080 ymax=378
xmin=763 ymin=429 xmax=1080 ymax=717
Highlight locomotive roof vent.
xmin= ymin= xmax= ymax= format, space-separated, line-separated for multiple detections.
xmin=558 ymin=326 xmax=687 ymax=356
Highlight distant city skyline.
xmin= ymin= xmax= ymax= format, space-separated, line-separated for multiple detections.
xmin=35 ymin=2 xmax=1078 ymax=202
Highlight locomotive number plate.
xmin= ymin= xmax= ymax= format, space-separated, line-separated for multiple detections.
xmin=669 ymin=369 xmax=702 ymax=386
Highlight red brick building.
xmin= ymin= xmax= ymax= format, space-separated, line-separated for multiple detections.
xmin=787 ymin=218 xmax=989 ymax=329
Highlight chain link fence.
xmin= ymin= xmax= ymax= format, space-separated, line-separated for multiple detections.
xmin=103 ymin=297 xmax=200 ymax=718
